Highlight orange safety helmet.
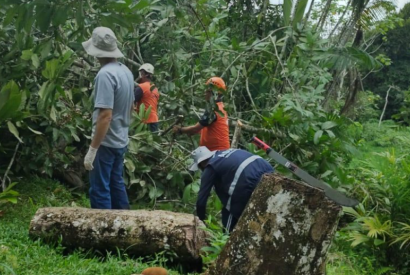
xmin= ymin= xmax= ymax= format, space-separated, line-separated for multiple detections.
xmin=206 ymin=77 xmax=226 ymax=92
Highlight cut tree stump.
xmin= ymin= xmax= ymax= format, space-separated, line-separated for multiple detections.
xmin=204 ymin=173 xmax=342 ymax=275
xmin=29 ymin=208 xmax=208 ymax=264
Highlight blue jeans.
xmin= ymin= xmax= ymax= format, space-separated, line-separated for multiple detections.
xmin=89 ymin=145 xmax=130 ymax=209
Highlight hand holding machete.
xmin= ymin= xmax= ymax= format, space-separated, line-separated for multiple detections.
xmin=251 ymin=136 xmax=359 ymax=207
xmin=159 ymin=115 xmax=184 ymax=137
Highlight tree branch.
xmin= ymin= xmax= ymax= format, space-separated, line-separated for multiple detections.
xmin=2 ymin=142 xmax=20 ymax=192
xmin=231 ymin=120 xmax=243 ymax=149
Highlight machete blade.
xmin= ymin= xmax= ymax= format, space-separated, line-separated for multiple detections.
xmin=294 ymin=166 xmax=359 ymax=207
xmin=267 ymin=148 xmax=359 ymax=207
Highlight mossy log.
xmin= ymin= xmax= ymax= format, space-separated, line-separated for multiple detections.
xmin=29 ymin=208 xmax=208 ymax=263
xmin=205 ymin=173 xmax=342 ymax=275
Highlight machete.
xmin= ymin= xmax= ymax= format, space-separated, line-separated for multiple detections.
xmin=251 ymin=136 xmax=359 ymax=207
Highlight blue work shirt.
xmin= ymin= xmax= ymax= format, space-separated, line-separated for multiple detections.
xmin=196 ymin=149 xmax=274 ymax=221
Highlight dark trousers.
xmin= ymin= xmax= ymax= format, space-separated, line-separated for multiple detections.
xmin=222 ymin=208 xmax=239 ymax=233
xmin=148 ymin=122 xmax=159 ymax=133
xmin=89 ymin=145 xmax=130 ymax=209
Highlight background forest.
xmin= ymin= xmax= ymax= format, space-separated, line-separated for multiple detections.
xmin=1 ymin=0 xmax=410 ymax=274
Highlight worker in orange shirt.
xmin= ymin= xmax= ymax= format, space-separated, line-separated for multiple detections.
xmin=172 ymin=77 xmax=230 ymax=151
xmin=134 ymin=63 xmax=160 ymax=133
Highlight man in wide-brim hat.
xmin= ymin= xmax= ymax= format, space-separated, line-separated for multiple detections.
xmin=82 ymin=27 xmax=134 ymax=209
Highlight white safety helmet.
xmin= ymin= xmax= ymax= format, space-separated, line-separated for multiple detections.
xmin=189 ymin=146 xmax=216 ymax=171
xmin=139 ymin=63 xmax=154 ymax=75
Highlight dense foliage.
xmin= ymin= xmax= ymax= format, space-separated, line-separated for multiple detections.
xmin=1 ymin=0 xmax=410 ymax=274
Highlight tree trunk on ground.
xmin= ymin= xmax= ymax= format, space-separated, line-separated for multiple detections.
xmin=204 ymin=174 xmax=342 ymax=275
xmin=29 ymin=208 xmax=208 ymax=264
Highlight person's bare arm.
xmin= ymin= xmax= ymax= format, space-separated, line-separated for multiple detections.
xmin=173 ymin=123 xmax=204 ymax=136
xmin=90 ymin=108 xmax=112 ymax=148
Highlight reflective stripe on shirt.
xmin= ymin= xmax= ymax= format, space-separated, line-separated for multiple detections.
xmin=226 ymin=155 xmax=261 ymax=211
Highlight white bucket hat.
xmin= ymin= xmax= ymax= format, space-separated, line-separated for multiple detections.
xmin=82 ymin=27 xmax=124 ymax=58
xmin=139 ymin=63 xmax=154 ymax=74
xmin=189 ymin=146 xmax=216 ymax=171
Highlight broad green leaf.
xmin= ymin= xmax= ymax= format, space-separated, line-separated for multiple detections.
xmin=0 ymin=81 xmax=19 ymax=109
xmin=52 ymin=7 xmax=68 ymax=27
xmin=182 ymin=184 xmax=192 ymax=203
xmin=5 ymin=182 xmax=18 ymax=191
xmin=42 ymin=59 xmax=59 ymax=79
xmin=3 ymin=5 xmax=18 ymax=27
xmin=156 ymin=18 xmax=168 ymax=27
xmin=292 ymin=0 xmax=309 ymax=28
xmin=212 ymin=195 xmax=223 ymax=211
xmin=351 ymin=233 xmax=370 ymax=247
xmin=149 ymin=186 xmax=164 ymax=199
xmin=125 ymin=158 xmax=136 ymax=172
xmin=50 ymin=106 xmax=57 ymax=122
xmin=326 ymin=130 xmax=336 ymax=138
xmin=289 ymin=133 xmax=300 ymax=141
xmin=321 ymin=170 xmax=333 ymax=178
xmin=321 ymin=121 xmax=338 ymax=130
xmin=40 ymin=40 xmax=53 ymax=59
xmin=136 ymin=122 xmax=145 ymax=133
xmin=144 ymin=105 xmax=152 ymax=120
xmin=38 ymin=82 xmax=48 ymax=99
xmin=21 ymin=50 xmax=33 ymax=61
xmin=7 ymin=121 xmax=23 ymax=143
xmin=314 ymin=130 xmax=323 ymax=145
xmin=70 ymin=130 xmax=80 ymax=142
xmin=374 ymin=239 xmax=385 ymax=246
xmin=0 ymin=81 xmax=22 ymax=122
xmin=31 ymin=54 xmax=40 ymax=69
xmin=283 ymin=0 xmax=293 ymax=26
xmin=139 ymin=103 xmax=145 ymax=118
xmin=35 ymin=3 xmax=53 ymax=33
xmin=28 ymin=126 xmax=43 ymax=135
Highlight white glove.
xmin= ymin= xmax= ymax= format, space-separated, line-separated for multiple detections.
xmin=84 ymin=146 xmax=98 ymax=171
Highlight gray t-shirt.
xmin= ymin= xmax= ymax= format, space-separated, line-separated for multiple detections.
xmin=92 ymin=62 xmax=134 ymax=148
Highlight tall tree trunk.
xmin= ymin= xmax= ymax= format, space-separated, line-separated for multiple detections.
xmin=328 ymin=0 xmax=352 ymax=39
xmin=316 ymin=0 xmax=333 ymax=33
xmin=340 ymin=68 xmax=360 ymax=116
xmin=379 ymin=85 xmax=392 ymax=127
xmin=303 ymin=0 xmax=315 ymax=29
xmin=204 ymin=174 xmax=342 ymax=275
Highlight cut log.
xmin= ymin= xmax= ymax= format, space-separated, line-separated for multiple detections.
xmin=29 ymin=208 xmax=208 ymax=264
xmin=205 ymin=173 xmax=342 ymax=275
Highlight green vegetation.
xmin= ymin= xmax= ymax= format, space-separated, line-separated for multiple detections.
xmin=327 ymin=121 xmax=410 ymax=275
xmin=1 ymin=0 xmax=410 ymax=274
xmin=0 ymin=178 xmax=188 ymax=275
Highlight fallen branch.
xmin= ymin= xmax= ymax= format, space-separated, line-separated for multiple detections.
xmin=2 ymin=142 xmax=20 ymax=192
xmin=379 ymin=85 xmax=398 ymax=127
xmin=231 ymin=120 xmax=243 ymax=148
xmin=245 ymin=76 xmax=257 ymax=110
xmin=229 ymin=120 xmax=285 ymax=138
xmin=221 ymin=27 xmax=288 ymax=79
xmin=124 ymin=57 xmax=141 ymax=68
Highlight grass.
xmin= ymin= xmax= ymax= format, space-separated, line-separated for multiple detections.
xmin=2 ymin=121 xmax=409 ymax=275
xmin=326 ymin=121 xmax=410 ymax=275
xmin=0 ymin=178 xmax=191 ymax=275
